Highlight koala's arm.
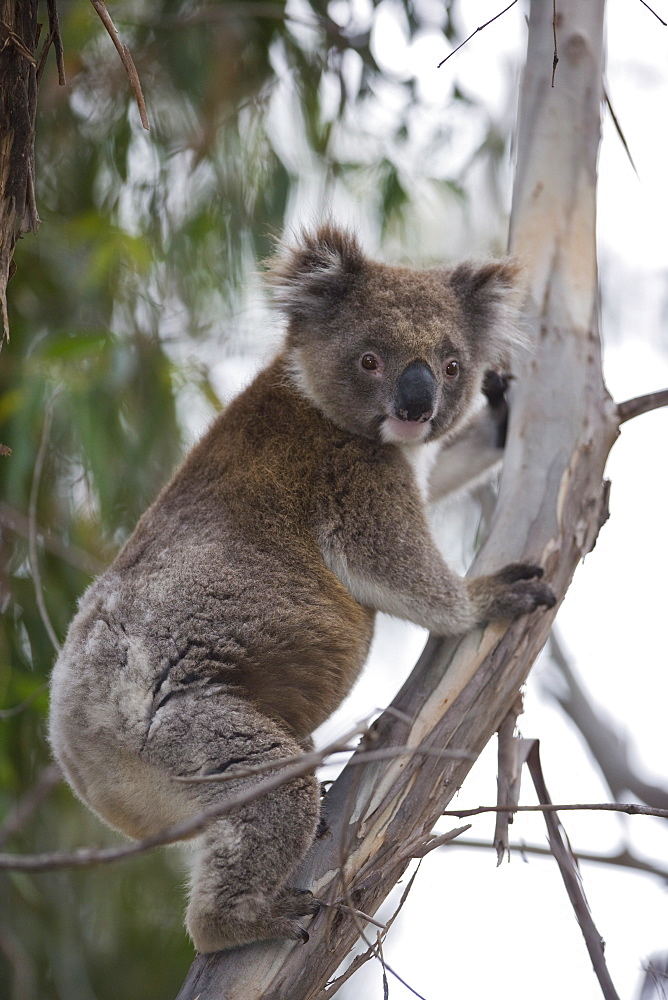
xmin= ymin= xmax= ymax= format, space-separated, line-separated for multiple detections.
xmin=320 ymin=450 xmax=554 ymax=637
xmin=429 ymin=372 xmax=509 ymax=502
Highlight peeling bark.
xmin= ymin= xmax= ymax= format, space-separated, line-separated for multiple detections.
xmin=175 ymin=3 xmax=625 ymax=997
xmin=0 ymin=0 xmax=40 ymax=343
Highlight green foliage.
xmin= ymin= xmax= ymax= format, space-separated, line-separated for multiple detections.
xmin=0 ymin=1 xmax=510 ymax=997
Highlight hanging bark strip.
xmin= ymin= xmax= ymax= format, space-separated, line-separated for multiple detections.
xmin=0 ymin=0 xmax=40 ymax=344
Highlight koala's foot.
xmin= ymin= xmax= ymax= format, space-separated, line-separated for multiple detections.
xmin=469 ymin=563 xmax=556 ymax=623
xmin=187 ymin=886 xmax=319 ymax=954
xmin=274 ymin=886 xmax=320 ymax=919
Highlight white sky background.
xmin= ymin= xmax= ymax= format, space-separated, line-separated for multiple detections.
xmin=197 ymin=2 xmax=668 ymax=997
xmin=310 ymin=4 xmax=668 ymax=1000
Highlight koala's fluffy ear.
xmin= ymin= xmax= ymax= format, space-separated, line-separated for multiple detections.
xmin=448 ymin=259 xmax=525 ymax=366
xmin=266 ymin=224 xmax=366 ymax=323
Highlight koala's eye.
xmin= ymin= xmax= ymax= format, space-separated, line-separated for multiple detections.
xmin=360 ymin=353 xmax=381 ymax=372
xmin=444 ymin=359 xmax=459 ymax=378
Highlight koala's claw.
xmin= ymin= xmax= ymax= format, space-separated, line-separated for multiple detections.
xmin=494 ymin=562 xmax=544 ymax=584
xmin=511 ymin=578 xmax=556 ymax=611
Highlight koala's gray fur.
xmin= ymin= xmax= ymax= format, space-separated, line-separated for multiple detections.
xmin=49 ymin=224 xmax=555 ymax=954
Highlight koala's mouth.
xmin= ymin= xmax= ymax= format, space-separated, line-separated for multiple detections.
xmin=380 ymin=414 xmax=433 ymax=445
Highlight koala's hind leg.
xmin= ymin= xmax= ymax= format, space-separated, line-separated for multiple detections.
xmin=143 ymin=692 xmax=320 ymax=954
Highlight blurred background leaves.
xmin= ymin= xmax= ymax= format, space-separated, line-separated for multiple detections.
xmin=1 ymin=1 xmax=515 ymax=996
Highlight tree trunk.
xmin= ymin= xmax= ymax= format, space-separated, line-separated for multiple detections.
xmin=0 ymin=0 xmax=40 ymax=342
xmin=176 ymin=2 xmax=617 ymax=996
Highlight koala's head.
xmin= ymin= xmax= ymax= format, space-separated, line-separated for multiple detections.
xmin=267 ymin=224 xmax=523 ymax=445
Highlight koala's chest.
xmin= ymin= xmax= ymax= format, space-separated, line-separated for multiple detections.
xmin=396 ymin=439 xmax=441 ymax=501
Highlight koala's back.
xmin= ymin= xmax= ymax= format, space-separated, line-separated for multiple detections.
xmin=50 ymin=357 xmax=376 ymax=828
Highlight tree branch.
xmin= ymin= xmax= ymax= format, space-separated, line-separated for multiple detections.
xmin=28 ymin=395 xmax=61 ymax=653
xmin=617 ymin=388 xmax=668 ymax=424
xmin=452 ymin=838 xmax=668 ymax=882
xmin=437 ymin=1 xmax=519 ymax=69
xmin=443 ymin=801 xmax=668 ymax=820
xmin=88 ymin=0 xmax=149 ymax=130
xmin=0 ymin=735 xmax=471 ymax=872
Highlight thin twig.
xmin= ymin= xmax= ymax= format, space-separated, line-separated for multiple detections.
xmin=409 ymin=824 xmax=472 ymax=859
xmin=638 ymin=0 xmax=667 ymax=26
xmin=551 ymin=0 xmax=559 ymax=87
xmin=494 ymin=693 xmax=524 ymax=864
xmin=524 ymin=741 xmax=621 ymax=1000
xmin=443 ymin=801 xmax=668 ymax=819
xmin=0 ymin=726 xmax=364 ymax=871
xmin=318 ymin=900 xmax=387 ymax=932
xmin=617 ymin=388 xmax=668 ymax=423
xmin=451 ymin=838 xmax=668 ymax=882
xmin=175 ymin=742 xmax=474 ymax=783
xmin=46 ymin=0 xmax=66 ymax=85
xmin=0 ymin=21 xmax=37 ymax=64
xmin=28 ymin=397 xmax=61 ymax=653
xmin=437 ymin=0 xmax=518 ymax=69
xmin=88 ymin=0 xmax=149 ymax=130
xmin=324 ymin=863 xmax=427 ymax=998
xmin=604 ymin=86 xmax=638 ymax=177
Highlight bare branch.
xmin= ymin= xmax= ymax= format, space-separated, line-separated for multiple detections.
xmin=551 ymin=0 xmax=558 ymax=86
xmin=410 ymin=824 xmax=472 ymax=859
xmin=88 ymin=0 xmax=149 ymax=130
xmin=452 ymin=838 xmax=668 ymax=882
xmin=524 ymin=740 xmax=621 ymax=1000
xmin=46 ymin=0 xmax=66 ymax=85
xmin=28 ymin=396 xmax=61 ymax=653
xmin=0 ymin=20 xmax=36 ymax=64
xmin=494 ymin=693 xmax=524 ymax=864
xmin=637 ymin=0 xmax=667 ymax=27
xmin=0 ymin=728 xmax=471 ymax=872
xmin=0 ymin=729 xmax=360 ymax=872
xmin=437 ymin=0 xmax=518 ymax=69
xmin=604 ymin=86 xmax=638 ymax=176
xmin=617 ymin=388 xmax=668 ymax=424
xmin=443 ymin=801 xmax=668 ymax=820
xmin=175 ymin=742 xmax=474 ymax=784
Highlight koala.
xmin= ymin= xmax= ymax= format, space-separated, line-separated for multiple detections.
xmin=49 ymin=224 xmax=555 ymax=955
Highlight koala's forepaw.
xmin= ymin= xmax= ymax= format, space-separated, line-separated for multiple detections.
xmin=471 ymin=565 xmax=556 ymax=623
xmin=505 ymin=578 xmax=556 ymax=616
xmin=492 ymin=577 xmax=556 ymax=619
xmin=482 ymin=370 xmax=512 ymax=447
xmin=482 ymin=370 xmax=511 ymax=408
xmin=315 ymin=813 xmax=330 ymax=839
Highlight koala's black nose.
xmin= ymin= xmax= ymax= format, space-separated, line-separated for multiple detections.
xmin=395 ymin=361 xmax=436 ymax=423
